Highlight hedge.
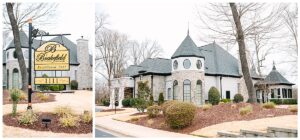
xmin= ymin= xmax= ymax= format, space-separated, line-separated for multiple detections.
xmin=269 ymin=99 xmax=297 ymax=105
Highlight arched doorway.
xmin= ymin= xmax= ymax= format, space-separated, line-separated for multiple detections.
xmin=183 ymin=79 xmax=191 ymax=102
xmin=12 ymin=68 xmax=19 ymax=89
xmin=196 ymin=80 xmax=202 ymax=105
xmin=173 ymin=80 xmax=179 ymax=100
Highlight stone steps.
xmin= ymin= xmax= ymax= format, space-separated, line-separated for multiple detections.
xmin=218 ymin=126 xmax=297 ymax=138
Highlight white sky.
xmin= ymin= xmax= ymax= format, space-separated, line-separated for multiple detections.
xmin=96 ymin=0 xmax=298 ymax=84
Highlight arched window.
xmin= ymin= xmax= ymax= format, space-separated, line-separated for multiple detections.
xmin=173 ymin=80 xmax=178 ymax=100
xmin=12 ymin=68 xmax=19 ymax=88
xmin=196 ymin=80 xmax=202 ymax=105
xmin=183 ymin=79 xmax=191 ymax=102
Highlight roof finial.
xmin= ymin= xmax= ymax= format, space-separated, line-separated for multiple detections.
xmin=272 ymin=60 xmax=276 ymax=70
xmin=187 ymin=21 xmax=189 ymax=35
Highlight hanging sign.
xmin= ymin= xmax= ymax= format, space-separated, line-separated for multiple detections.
xmin=34 ymin=77 xmax=70 ymax=85
xmin=34 ymin=41 xmax=70 ymax=71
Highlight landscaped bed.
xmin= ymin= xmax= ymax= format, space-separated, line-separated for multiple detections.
xmin=127 ymin=103 xmax=296 ymax=134
xmin=3 ymin=90 xmax=56 ymax=105
xmin=3 ymin=112 xmax=92 ymax=134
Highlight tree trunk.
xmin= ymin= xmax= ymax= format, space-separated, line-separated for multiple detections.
xmin=229 ymin=3 xmax=257 ymax=103
xmin=6 ymin=3 xmax=28 ymax=92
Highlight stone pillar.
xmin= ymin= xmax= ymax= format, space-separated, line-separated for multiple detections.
xmin=109 ymin=88 xmax=115 ymax=109
xmin=118 ymin=87 xmax=124 ymax=108
xmin=76 ymin=38 xmax=92 ymax=90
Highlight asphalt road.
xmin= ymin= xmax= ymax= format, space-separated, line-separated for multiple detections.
xmin=95 ymin=128 xmax=117 ymax=137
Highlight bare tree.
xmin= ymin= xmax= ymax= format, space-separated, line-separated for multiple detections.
xmin=95 ymin=29 xmax=129 ymax=91
xmin=6 ymin=3 xmax=28 ymax=91
xmin=3 ymin=3 xmax=58 ymax=30
xmin=95 ymin=13 xmax=109 ymax=33
xmin=230 ymin=3 xmax=256 ymax=103
xmin=128 ymin=39 xmax=163 ymax=65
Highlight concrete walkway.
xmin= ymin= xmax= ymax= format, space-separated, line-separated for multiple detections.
xmin=95 ymin=112 xmax=196 ymax=137
xmin=191 ymin=115 xmax=298 ymax=138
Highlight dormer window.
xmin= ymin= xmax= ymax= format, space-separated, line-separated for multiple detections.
xmin=196 ymin=60 xmax=202 ymax=69
xmin=183 ymin=59 xmax=191 ymax=69
xmin=173 ymin=60 xmax=178 ymax=70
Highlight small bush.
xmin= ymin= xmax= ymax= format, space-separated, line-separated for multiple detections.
xmin=262 ymin=102 xmax=276 ymax=109
xmin=270 ymin=99 xmax=297 ymax=105
xmin=239 ymin=105 xmax=253 ymax=115
xmin=122 ymin=98 xmax=131 ymax=107
xmin=59 ymin=85 xmax=65 ymax=91
xmin=82 ymin=111 xmax=92 ymax=123
xmin=71 ymin=80 xmax=78 ymax=90
xmin=50 ymin=85 xmax=60 ymax=91
xmin=162 ymin=100 xmax=179 ymax=115
xmin=133 ymin=98 xmax=148 ymax=113
xmin=158 ymin=92 xmax=164 ymax=105
xmin=288 ymin=105 xmax=297 ymax=113
xmin=59 ymin=114 xmax=79 ymax=127
xmin=19 ymin=91 xmax=27 ymax=101
xmin=208 ymin=87 xmax=220 ymax=105
xmin=149 ymin=95 xmax=154 ymax=106
xmin=220 ymin=99 xmax=231 ymax=103
xmin=18 ymin=110 xmax=38 ymax=125
xmin=130 ymin=117 xmax=139 ymax=121
xmin=10 ymin=89 xmax=21 ymax=117
xmin=129 ymin=98 xmax=137 ymax=107
xmin=147 ymin=105 xmax=161 ymax=118
xmin=233 ymin=94 xmax=244 ymax=103
xmin=54 ymin=106 xmax=74 ymax=116
xmin=165 ymin=102 xmax=197 ymax=129
xmin=40 ymin=95 xmax=49 ymax=101
xmin=202 ymin=103 xmax=212 ymax=111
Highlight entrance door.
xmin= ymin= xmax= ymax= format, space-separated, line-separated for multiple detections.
xmin=196 ymin=80 xmax=202 ymax=105
xmin=12 ymin=68 xmax=19 ymax=88
xmin=226 ymin=91 xmax=230 ymax=99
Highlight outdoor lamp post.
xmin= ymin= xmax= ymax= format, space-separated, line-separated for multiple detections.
xmin=27 ymin=19 xmax=70 ymax=110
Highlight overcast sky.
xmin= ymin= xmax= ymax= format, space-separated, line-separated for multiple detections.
xmin=96 ymin=0 xmax=298 ymax=84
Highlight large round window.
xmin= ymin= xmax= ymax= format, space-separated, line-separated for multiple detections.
xmin=173 ymin=60 xmax=178 ymax=70
xmin=183 ymin=59 xmax=191 ymax=69
xmin=196 ymin=60 xmax=202 ymax=69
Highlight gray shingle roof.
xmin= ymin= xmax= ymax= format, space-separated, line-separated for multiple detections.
xmin=263 ymin=65 xmax=294 ymax=85
xmin=49 ymin=36 xmax=79 ymax=65
xmin=123 ymin=58 xmax=171 ymax=77
xmin=200 ymin=43 xmax=241 ymax=77
xmin=171 ymin=34 xmax=205 ymax=59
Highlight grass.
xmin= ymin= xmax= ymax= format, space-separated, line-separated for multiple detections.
xmin=239 ymin=105 xmax=253 ymax=115
xmin=262 ymin=102 xmax=276 ymax=109
xmin=54 ymin=105 xmax=74 ymax=116
xmin=202 ymin=103 xmax=212 ymax=111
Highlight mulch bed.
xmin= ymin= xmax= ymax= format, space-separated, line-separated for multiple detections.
xmin=101 ymin=109 xmax=125 ymax=112
xmin=127 ymin=103 xmax=296 ymax=134
xmin=3 ymin=90 xmax=56 ymax=105
xmin=130 ymin=112 xmax=147 ymax=116
xmin=3 ymin=112 xmax=92 ymax=134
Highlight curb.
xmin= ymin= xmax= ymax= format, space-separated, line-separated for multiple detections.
xmin=95 ymin=124 xmax=133 ymax=137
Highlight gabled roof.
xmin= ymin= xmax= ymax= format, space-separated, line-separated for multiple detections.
xmin=200 ymin=43 xmax=241 ymax=77
xmin=49 ymin=36 xmax=79 ymax=65
xmin=171 ymin=34 xmax=204 ymax=59
xmin=123 ymin=58 xmax=171 ymax=77
xmin=263 ymin=64 xmax=294 ymax=85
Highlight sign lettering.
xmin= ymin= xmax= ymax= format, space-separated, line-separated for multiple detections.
xmin=34 ymin=77 xmax=70 ymax=85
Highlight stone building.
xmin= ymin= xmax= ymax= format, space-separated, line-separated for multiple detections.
xmin=110 ymin=32 xmax=295 ymax=108
xmin=2 ymin=30 xmax=93 ymax=90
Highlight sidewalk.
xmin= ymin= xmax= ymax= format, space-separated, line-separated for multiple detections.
xmin=95 ymin=111 xmax=196 ymax=137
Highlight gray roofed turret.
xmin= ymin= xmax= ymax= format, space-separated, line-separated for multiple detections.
xmin=171 ymin=34 xmax=204 ymax=59
xmin=263 ymin=63 xmax=294 ymax=85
